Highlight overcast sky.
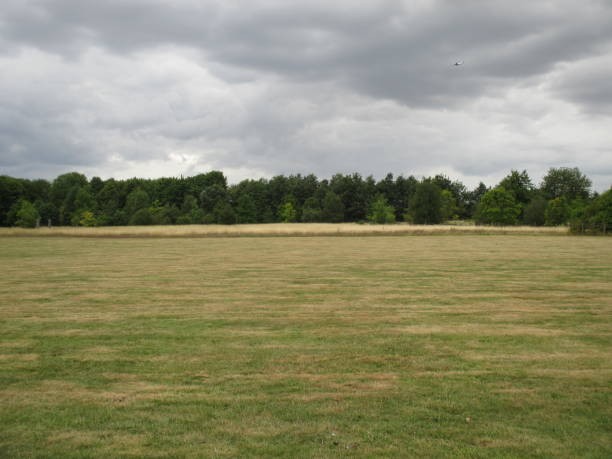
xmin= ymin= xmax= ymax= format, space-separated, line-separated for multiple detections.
xmin=1 ymin=0 xmax=611 ymax=191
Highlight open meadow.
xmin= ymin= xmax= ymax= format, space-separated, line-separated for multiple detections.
xmin=0 ymin=231 xmax=611 ymax=457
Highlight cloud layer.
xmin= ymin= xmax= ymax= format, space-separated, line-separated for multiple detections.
xmin=1 ymin=0 xmax=611 ymax=190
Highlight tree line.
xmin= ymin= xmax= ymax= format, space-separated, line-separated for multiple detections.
xmin=1 ymin=167 xmax=610 ymax=233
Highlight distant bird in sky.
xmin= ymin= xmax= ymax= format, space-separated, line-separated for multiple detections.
xmin=453 ymin=61 xmax=463 ymax=66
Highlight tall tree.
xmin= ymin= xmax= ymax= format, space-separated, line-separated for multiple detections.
xmin=0 ymin=176 xmax=25 ymax=226
xmin=410 ymin=182 xmax=442 ymax=224
xmin=330 ymin=173 xmax=374 ymax=222
xmin=588 ymin=188 xmax=612 ymax=233
xmin=541 ymin=167 xmax=591 ymax=201
xmin=475 ymin=187 xmax=520 ymax=225
xmin=301 ymin=197 xmax=322 ymax=222
xmin=96 ymin=179 xmax=127 ymax=225
xmin=522 ymin=195 xmax=547 ymax=226
xmin=499 ymin=170 xmax=535 ymax=206
xmin=200 ymin=184 xmax=229 ymax=214
xmin=466 ymin=182 xmax=489 ymax=218
xmin=321 ymin=191 xmax=345 ymax=223
xmin=545 ymin=197 xmax=569 ymax=226
xmin=125 ymin=188 xmax=151 ymax=219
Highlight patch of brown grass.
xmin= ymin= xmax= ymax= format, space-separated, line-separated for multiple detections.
xmin=0 ymin=223 xmax=569 ymax=238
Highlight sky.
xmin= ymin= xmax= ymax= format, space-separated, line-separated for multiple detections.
xmin=1 ymin=0 xmax=611 ymax=191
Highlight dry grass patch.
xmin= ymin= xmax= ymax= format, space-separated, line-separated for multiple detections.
xmin=0 ymin=222 xmax=569 ymax=238
xmin=393 ymin=324 xmax=571 ymax=336
xmin=0 ymin=353 xmax=39 ymax=362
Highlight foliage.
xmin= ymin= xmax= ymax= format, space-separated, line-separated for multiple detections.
xmin=0 ymin=176 xmax=25 ymax=226
xmin=234 ymin=194 xmax=258 ymax=224
xmin=330 ymin=173 xmax=376 ymax=222
xmin=570 ymin=188 xmax=612 ymax=233
xmin=410 ymin=182 xmax=442 ymax=224
xmin=465 ymin=182 xmax=489 ymax=217
xmin=129 ymin=208 xmax=154 ymax=225
xmin=14 ymin=200 xmax=40 ymax=228
xmin=200 ymin=184 xmax=228 ymax=213
xmin=179 ymin=195 xmax=204 ymax=224
xmin=541 ymin=167 xmax=591 ymax=201
xmin=367 ymin=195 xmax=396 ymax=224
xmin=78 ymin=210 xmax=97 ymax=227
xmin=278 ymin=201 xmax=297 ymax=223
xmin=125 ymin=188 xmax=151 ymax=216
xmin=522 ymin=195 xmax=547 ymax=226
xmin=475 ymin=187 xmax=521 ymax=226
xmin=0 ymin=168 xmax=605 ymax=230
xmin=321 ymin=191 xmax=345 ymax=223
xmin=300 ymin=197 xmax=321 ymax=223
xmin=588 ymin=189 xmax=612 ymax=233
xmin=499 ymin=169 xmax=535 ymax=205
xmin=213 ymin=202 xmax=237 ymax=225
xmin=440 ymin=189 xmax=458 ymax=221
xmin=545 ymin=197 xmax=569 ymax=226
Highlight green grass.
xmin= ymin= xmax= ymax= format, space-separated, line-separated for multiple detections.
xmin=0 ymin=235 xmax=611 ymax=457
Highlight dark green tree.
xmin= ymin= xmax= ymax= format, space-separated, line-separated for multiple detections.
xmin=430 ymin=174 xmax=469 ymax=218
xmin=0 ymin=176 xmax=25 ymax=226
xmin=330 ymin=173 xmax=375 ymax=222
xmin=393 ymin=175 xmax=419 ymax=219
xmin=545 ymin=197 xmax=569 ymax=226
xmin=440 ymin=189 xmax=458 ymax=221
xmin=541 ymin=167 xmax=591 ymax=201
xmin=89 ymin=176 xmax=105 ymax=196
xmin=213 ymin=202 xmax=237 ymax=224
xmin=187 ymin=171 xmax=227 ymax=197
xmin=125 ymin=188 xmax=151 ymax=222
xmin=177 ymin=195 xmax=203 ymax=224
xmin=522 ymin=195 xmax=547 ymax=226
xmin=410 ymin=182 xmax=442 ymax=224
xmin=499 ymin=170 xmax=535 ymax=206
xmin=321 ymin=191 xmax=345 ymax=223
xmin=588 ymin=189 xmax=612 ymax=233
xmin=129 ymin=208 xmax=154 ymax=225
xmin=475 ymin=187 xmax=520 ymax=225
xmin=231 ymin=179 xmax=272 ymax=223
xmin=301 ymin=197 xmax=322 ymax=222
xmin=150 ymin=202 xmax=179 ymax=225
xmin=69 ymin=187 xmax=96 ymax=225
xmin=466 ymin=182 xmax=489 ymax=218
xmin=96 ymin=179 xmax=127 ymax=225
xmin=51 ymin=172 xmax=88 ymax=224
xmin=234 ymin=194 xmax=258 ymax=224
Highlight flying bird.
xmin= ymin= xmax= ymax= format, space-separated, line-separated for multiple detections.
xmin=453 ymin=61 xmax=463 ymax=66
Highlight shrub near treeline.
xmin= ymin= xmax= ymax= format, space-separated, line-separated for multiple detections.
xmin=0 ymin=167 xmax=610 ymax=232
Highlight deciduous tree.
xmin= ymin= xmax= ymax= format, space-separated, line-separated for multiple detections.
xmin=410 ymin=182 xmax=442 ymax=224
xmin=368 ymin=195 xmax=396 ymax=224
xmin=475 ymin=187 xmax=520 ymax=226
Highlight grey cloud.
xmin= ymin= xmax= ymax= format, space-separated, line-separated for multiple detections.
xmin=550 ymin=53 xmax=612 ymax=115
xmin=0 ymin=109 xmax=94 ymax=172
xmin=0 ymin=1 xmax=611 ymax=190
xmin=3 ymin=1 xmax=611 ymax=109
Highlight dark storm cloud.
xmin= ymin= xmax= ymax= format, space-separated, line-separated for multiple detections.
xmin=3 ymin=1 xmax=611 ymax=108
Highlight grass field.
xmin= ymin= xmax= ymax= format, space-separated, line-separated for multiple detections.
xmin=0 ymin=233 xmax=610 ymax=457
